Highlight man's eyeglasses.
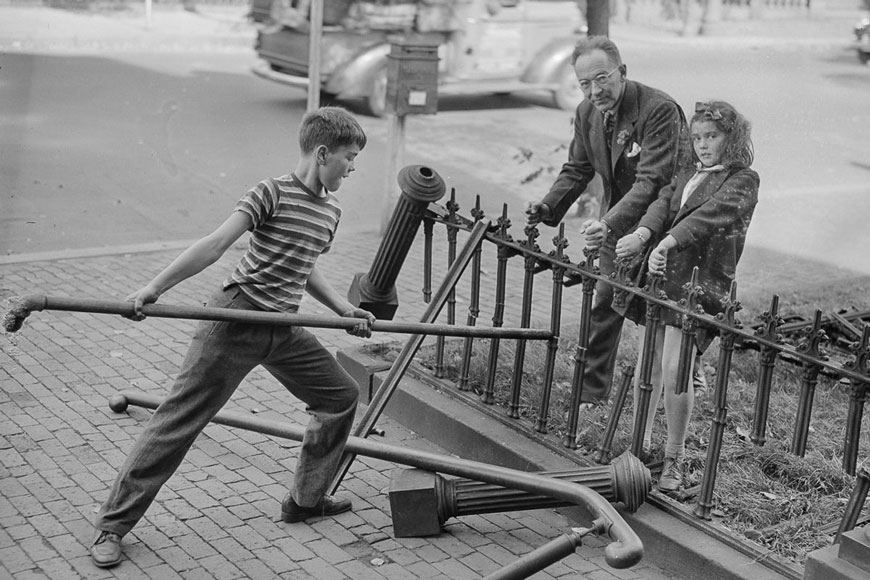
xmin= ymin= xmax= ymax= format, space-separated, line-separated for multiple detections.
xmin=577 ymin=67 xmax=620 ymax=91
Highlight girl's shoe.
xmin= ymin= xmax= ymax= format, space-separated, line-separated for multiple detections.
xmin=658 ymin=457 xmax=682 ymax=492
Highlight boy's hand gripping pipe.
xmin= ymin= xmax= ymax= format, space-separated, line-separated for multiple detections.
xmin=2 ymin=294 xmax=551 ymax=341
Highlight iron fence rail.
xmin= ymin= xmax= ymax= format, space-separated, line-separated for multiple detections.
xmin=418 ymin=198 xmax=870 ymax=528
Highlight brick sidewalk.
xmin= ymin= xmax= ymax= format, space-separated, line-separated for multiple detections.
xmin=0 ymin=227 xmax=678 ymax=580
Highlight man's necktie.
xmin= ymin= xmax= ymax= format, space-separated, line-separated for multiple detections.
xmin=603 ymin=111 xmax=615 ymax=148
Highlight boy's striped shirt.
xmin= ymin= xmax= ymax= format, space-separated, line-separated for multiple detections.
xmin=223 ymin=173 xmax=341 ymax=312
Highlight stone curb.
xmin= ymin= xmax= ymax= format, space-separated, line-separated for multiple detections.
xmin=338 ymin=345 xmax=801 ymax=580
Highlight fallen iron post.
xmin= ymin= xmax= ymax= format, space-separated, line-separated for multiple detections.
xmin=110 ymin=390 xmax=645 ymax=571
xmin=388 ymin=450 xmax=650 ymax=537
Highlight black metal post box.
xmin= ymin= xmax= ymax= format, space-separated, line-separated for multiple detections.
xmin=386 ymin=41 xmax=439 ymax=115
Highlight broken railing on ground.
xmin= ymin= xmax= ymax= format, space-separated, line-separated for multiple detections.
xmin=391 ymin=184 xmax=870 ymax=529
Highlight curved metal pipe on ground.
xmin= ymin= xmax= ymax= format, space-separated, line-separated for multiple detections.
xmin=109 ymin=390 xmax=644 ymax=571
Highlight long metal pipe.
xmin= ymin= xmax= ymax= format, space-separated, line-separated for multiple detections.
xmin=483 ymin=527 xmax=597 ymax=580
xmin=3 ymin=294 xmax=550 ymax=340
xmin=110 ymin=390 xmax=644 ymax=570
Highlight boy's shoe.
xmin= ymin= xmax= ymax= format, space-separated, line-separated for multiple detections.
xmin=658 ymin=457 xmax=683 ymax=492
xmin=91 ymin=530 xmax=122 ymax=568
xmin=281 ymin=494 xmax=352 ymax=523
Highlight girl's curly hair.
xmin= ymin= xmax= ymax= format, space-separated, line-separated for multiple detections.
xmin=692 ymin=100 xmax=754 ymax=168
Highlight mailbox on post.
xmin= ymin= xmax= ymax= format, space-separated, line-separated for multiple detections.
xmin=386 ymin=41 xmax=439 ymax=116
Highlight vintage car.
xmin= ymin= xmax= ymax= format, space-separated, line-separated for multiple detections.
xmin=251 ymin=0 xmax=586 ymax=116
xmin=855 ymin=15 xmax=870 ymax=64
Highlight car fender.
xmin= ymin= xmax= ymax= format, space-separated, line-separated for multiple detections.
xmin=324 ymin=43 xmax=391 ymax=97
xmin=520 ymin=37 xmax=578 ymax=85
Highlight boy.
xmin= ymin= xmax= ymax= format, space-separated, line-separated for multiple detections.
xmin=91 ymin=106 xmax=376 ymax=568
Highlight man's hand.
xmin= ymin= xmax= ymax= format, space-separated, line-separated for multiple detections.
xmin=124 ymin=285 xmax=160 ymax=321
xmin=615 ymin=227 xmax=651 ymax=260
xmin=524 ymin=201 xmax=552 ymax=227
xmin=580 ymin=220 xmax=609 ymax=251
xmin=342 ymin=308 xmax=376 ymax=338
xmin=615 ymin=234 xmax=642 ymax=260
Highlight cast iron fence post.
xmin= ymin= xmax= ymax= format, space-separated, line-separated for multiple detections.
xmin=750 ymin=294 xmax=783 ymax=447
xmin=457 ymin=197 xmax=485 ymax=391
xmin=562 ymin=248 xmax=599 ymax=449
xmin=483 ymin=205 xmax=513 ymax=405
xmin=694 ymin=282 xmax=741 ymax=520
xmin=843 ymin=325 xmax=870 ymax=475
xmin=508 ymin=223 xmax=540 ymax=419
xmin=791 ymin=310 xmax=827 ymax=457
xmin=536 ymin=225 xmax=568 ymax=434
xmin=348 ymin=164 xmax=446 ymax=320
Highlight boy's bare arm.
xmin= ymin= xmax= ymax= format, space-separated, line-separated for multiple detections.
xmin=306 ymin=265 xmax=375 ymax=337
xmin=127 ymin=211 xmax=252 ymax=317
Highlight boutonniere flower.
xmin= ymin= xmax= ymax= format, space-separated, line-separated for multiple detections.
xmin=626 ymin=142 xmax=642 ymax=158
xmin=616 ymin=129 xmax=632 ymax=147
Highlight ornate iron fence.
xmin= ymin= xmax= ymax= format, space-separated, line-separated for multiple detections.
xmin=413 ymin=191 xmax=870 ymax=524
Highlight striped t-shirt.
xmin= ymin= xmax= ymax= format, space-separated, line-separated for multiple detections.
xmin=223 ymin=174 xmax=341 ymax=312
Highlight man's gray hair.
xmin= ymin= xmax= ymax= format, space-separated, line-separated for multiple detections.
xmin=571 ymin=35 xmax=623 ymax=67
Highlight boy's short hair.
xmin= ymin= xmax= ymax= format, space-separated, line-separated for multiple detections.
xmin=572 ymin=35 xmax=623 ymax=67
xmin=299 ymin=106 xmax=367 ymax=154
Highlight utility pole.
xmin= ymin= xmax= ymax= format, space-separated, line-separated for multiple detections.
xmin=307 ymin=0 xmax=323 ymax=112
xmin=585 ymin=0 xmax=610 ymax=36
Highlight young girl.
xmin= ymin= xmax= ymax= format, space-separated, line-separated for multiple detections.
xmin=613 ymin=100 xmax=759 ymax=492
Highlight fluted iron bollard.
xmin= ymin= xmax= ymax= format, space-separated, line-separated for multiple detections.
xmin=348 ymin=165 xmax=446 ymax=320
xmin=388 ymin=451 xmax=650 ymax=537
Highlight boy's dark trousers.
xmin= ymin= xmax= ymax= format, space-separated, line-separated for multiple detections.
xmin=94 ymin=287 xmax=359 ymax=537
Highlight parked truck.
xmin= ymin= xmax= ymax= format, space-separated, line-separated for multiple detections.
xmin=251 ymin=0 xmax=586 ymax=116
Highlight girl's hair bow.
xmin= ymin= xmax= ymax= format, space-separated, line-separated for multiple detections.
xmin=695 ymin=102 xmax=723 ymax=121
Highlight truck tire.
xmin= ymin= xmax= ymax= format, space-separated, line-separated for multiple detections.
xmin=553 ymin=60 xmax=582 ymax=111
xmin=364 ymin=64 xmax=389 ymax=118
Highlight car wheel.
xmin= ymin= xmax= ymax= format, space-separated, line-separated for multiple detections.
xmin=553 ymin=61 xmax=582 ymax=111
xmin=364 ymin=64 xmax=389 ymax=118
xmin=859 ymin=50 xmax=870 ymax=65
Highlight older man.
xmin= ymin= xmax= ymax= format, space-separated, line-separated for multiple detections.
xmin=526 ymin=36 xmax=691 ymax=406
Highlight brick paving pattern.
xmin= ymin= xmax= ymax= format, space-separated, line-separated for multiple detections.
xmin=1 ymin=225 xmax=677 ymax=580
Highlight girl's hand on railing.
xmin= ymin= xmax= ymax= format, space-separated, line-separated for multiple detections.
xmin=648 ymin=234 xmax=678 ymax=275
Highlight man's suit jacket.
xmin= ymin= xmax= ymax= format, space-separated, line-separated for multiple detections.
xmin=636 ymin=165 xmax=760 ymax=324
xmin=541 ymin=80 xmax=690 ymax=237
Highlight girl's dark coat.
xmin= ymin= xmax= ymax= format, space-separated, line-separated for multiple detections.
xmin=618 ymin=165 xmax=759 ymax=348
